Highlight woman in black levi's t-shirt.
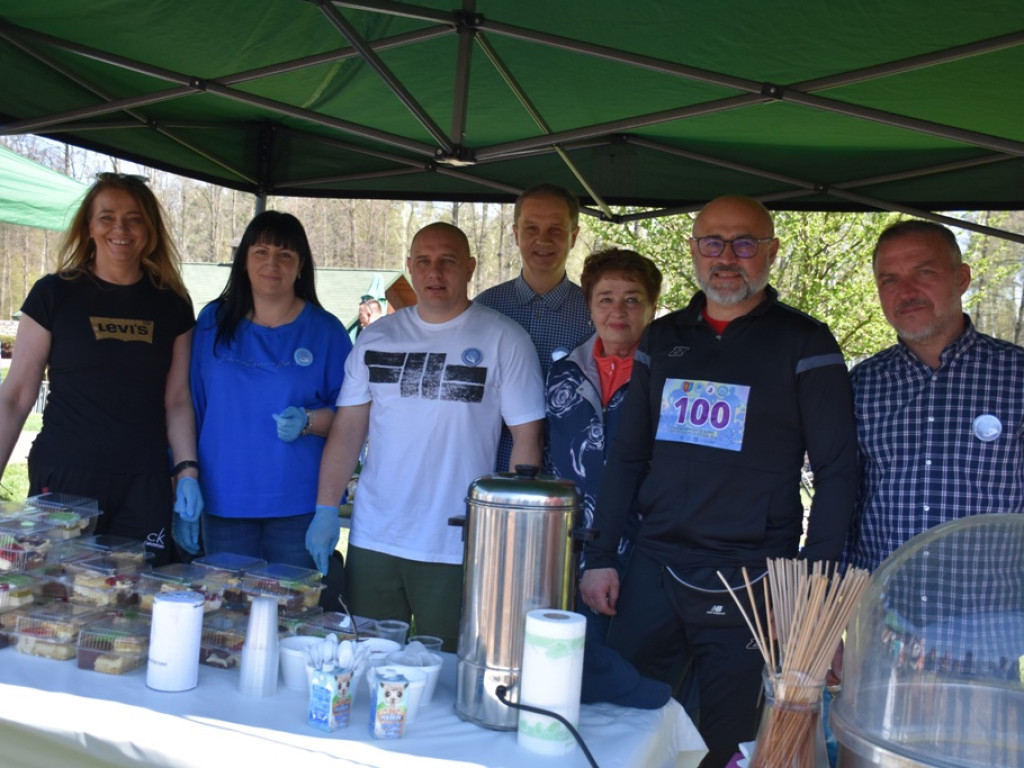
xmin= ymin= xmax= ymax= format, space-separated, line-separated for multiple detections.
xmin=0 ymin=173 xmax=201 ymax=566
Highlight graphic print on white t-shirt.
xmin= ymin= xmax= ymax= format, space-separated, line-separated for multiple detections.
xmin=366 ymin=350 xmax=487 ymax=403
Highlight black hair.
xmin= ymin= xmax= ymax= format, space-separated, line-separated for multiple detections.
xmin=214 ymin=211 xmax=322 ymax=350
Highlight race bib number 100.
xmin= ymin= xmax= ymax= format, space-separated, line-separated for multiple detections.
xmin=655 ymin=378 xmax=749 ymax=451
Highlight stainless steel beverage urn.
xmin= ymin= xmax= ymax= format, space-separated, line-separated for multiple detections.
xmin=451 ymin=465 xmax=581 ymax=730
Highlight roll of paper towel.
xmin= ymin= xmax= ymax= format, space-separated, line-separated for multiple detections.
xmin=517 ymin=609 xmax=586 ymax=755
xmin=147 ymin=590 xmax=205 ymax=692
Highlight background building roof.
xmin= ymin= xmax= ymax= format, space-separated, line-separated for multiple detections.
xmin=181 ymin=263 xmax=411 ymax=330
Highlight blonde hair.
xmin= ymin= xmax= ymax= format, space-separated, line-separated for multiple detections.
xmin=56 ymin=173 xmax=189 ymax=300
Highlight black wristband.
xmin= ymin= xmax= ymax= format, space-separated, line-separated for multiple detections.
xmin=172 ymin=460 xmax=199 ymax=477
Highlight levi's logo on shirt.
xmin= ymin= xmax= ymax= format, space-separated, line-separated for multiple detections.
xmin=91 ymin=316 xmax=154 ymax=343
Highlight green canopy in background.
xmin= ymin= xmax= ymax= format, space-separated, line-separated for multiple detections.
xmin=0 ymin=144 xmax=85 ymax=230
xmin=365 ymin=273 xmax=386 ymax=311
xmin=0 ymin=2 xmax=1022 ymax=240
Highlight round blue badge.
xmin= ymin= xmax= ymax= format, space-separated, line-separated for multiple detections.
xmin=552 ymin=346 xmax=570 ymax=363
xmin=294 ymin=347 xmax=314 ymax=367
xmin=462 ymin=348 xmax=483 ymax=366
xmin=972 ymin=414 xmax=1002 ymax=442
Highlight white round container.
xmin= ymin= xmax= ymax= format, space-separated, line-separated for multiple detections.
xmin=147 ymin=590 xmax=205 ymax=692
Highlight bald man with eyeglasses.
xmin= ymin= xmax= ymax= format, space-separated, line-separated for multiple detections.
xmin=580 ymin=195 xmax=858 ymax=768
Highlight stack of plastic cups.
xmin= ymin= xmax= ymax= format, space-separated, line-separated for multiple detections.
xmin=239 ymin=595 xmax=280 ymax=697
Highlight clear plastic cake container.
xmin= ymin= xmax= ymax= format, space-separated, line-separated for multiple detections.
xmin=190 ymin=552 xmax=266 ymax=610
xmin=0 ymin=572 xmax=42 ymax=612
xmin=0 ymin=518 xmax=55 ymax=571
xmin=25 ymin=492 xmax=99 ymax=515
xmin=33 ymin=546 xmax=102 ymax=603
xmin=199 ymin=610 xmax=249 ymax=670
xmin=66 ymin=534 xmax=149 ymax=566
xmin=13 ymin=603 xmax=104 ymax=661
xmin=76 ymin=614 xmax=150 ymax=674
xmin=24 ymin=493 xmax=101 ymax=539
xmin=192 ymin=552 xmax=267 ymax=575
xmin=64 ymin=555 xmax=148 ymax=608
xmin=0 ymin=501 xmax=31 ymax=520
xmin=137 ymin=563 xmax=230 ymax=613
xmin=24 ymin=507 xmax=101 ymax=540
xmin=277 ymin=605 xmax=323 ymax=636
xmin=0 ymin=606 xmax=27 ymax=649
xmin=240 ymin=562 xmax=324 ymax=616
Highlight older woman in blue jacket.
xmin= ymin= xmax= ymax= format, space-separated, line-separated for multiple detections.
xmin=546 ymin=248 xmax=664 ymax=706
xmin=546 ymin=248 xmax=662 ymax=561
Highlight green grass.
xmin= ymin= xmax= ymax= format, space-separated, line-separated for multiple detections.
xmin=0 ymin=363 xmax=44 ymax=433
xmin=0 ymin=363 xmax=45 ymax=433
xmin=0 ymin=462 xmax=28 ymax=502
xmin=0 ymin=419 xmax=40 ymax=501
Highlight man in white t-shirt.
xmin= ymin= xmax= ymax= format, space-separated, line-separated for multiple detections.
xmin=315 ymin=222 xmax=545 ymax=650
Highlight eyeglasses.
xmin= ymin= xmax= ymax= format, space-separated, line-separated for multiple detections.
xmin=692 ymin=236 xmax=774 ymax=259
xmin=95 ymin=172 xmax=149 ymax=184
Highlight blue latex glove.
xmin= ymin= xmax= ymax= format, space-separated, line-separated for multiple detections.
xmin=172 ymin=514 xmax=201 ymax=555
xmin=306 ymin=504 xmax=342 ymax=575
xmin=273 ymin=406 xmax=307 ymax=442
xmin=173 ymin=476 xmax=204 ymax=522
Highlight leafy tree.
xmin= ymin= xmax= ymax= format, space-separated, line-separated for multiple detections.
xmin=770 ymin=211 xmax=901 ymax=360
xmin=590 ymin=209 xmax=902 ymax=360
xmin=963 ymin=211 xmax=1024 ymax=344
xmin=4 ymin=134 xmax=1023 ymax=353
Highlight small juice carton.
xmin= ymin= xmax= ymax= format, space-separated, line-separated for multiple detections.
xmin=307 ymin=665 xmax=352 ymax=731
xmin=369 ymin=671 xmax=408 ymax=739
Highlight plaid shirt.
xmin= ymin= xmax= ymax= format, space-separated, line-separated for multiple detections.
xmin=847 ymin=317 xmax=1024 ymax=571
xmin=475 ymin=272 xmax=593 ymax=471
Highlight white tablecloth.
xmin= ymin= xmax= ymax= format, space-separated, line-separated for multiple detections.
xmin=0 ymin=650 xmax=706 ymax=768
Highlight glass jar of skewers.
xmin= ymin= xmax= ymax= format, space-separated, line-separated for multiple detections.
xmin=751 ymin=667 xmax=829 ymax=768
xmin=716 ymin=558 xmax=871 ymax=768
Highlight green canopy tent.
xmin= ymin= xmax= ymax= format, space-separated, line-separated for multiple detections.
xmin=364 ymin=273 xmax=387 ymax=311
xmin=0 ymin=144 xmax=85 ymax=230
xmin=0 ymin=1 xmax=1022 ymax=240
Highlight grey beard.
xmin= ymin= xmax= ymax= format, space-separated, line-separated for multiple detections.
xmin=698 ymin=267 xmax=768 ymax=306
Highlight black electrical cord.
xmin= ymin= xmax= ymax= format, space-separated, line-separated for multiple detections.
xmin=495 ymin=685 xmax=600 ymax=768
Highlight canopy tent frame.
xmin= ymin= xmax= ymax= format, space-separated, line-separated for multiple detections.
xmin=619 ymin=138 xmax=1024 ymax=244
xmin=2 ymin=1 xmax=1023 ymax=241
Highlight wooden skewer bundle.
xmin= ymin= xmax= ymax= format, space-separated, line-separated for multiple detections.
xmin=718 ymin=558 xmax=871 ymax=768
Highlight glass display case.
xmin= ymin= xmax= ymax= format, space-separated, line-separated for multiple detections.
xmin=831 ymin=514 xmax=1024 ymax=767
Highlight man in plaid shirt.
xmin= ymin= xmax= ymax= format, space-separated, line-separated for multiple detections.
xmin=847 ymin=219 xmax=1024 ymax=572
